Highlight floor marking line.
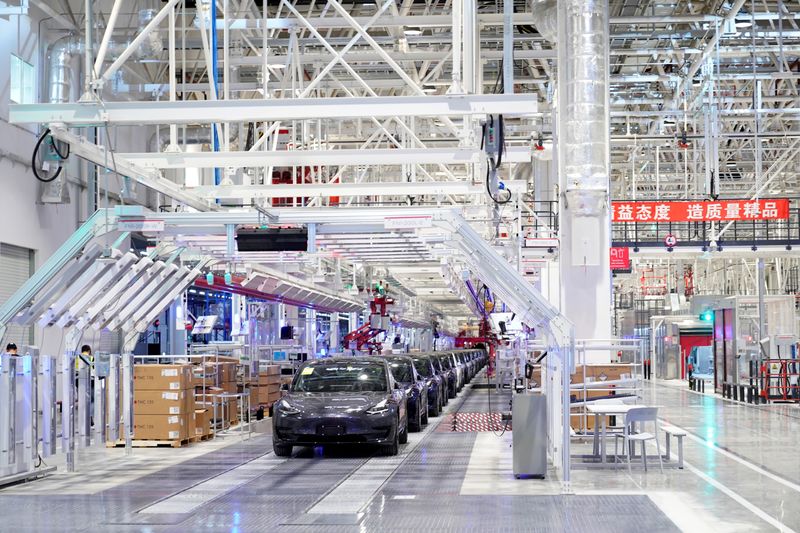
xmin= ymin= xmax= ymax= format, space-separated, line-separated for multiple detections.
xmin=683 ymin=459 xmax=796 ymax=533
xmin=654 ymin=380 xmax=800 ymax=421
xmin=308 ymin=381 xmax=476 ymax=515
xmin=138 ymin=452 xmax=286 ymax=515
xmin=642 ymin=428 xmax=796 ymax=533
xmin=658 ymin=418 xmax=800 ymax=495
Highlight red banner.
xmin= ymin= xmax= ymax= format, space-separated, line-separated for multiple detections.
xmin=612 ymin=199 xmax=790 ymax=223
xmin=610 ymin=247 xmax=630 ymax=270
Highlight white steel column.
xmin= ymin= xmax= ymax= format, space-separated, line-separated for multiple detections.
xmin=557 ymin=0 xmax=611 ymax=362
xmin=168 ymin=3 xmax=179 ymax=150
xmin=503 ymin=0 xmax=514 ymax=94
xmin=463 ymin=0 xmax=478 ymax=94
xmin=451 ymin=0 xmax=463 ymax=93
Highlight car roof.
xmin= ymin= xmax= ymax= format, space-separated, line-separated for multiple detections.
xmin=383 ymin=354 xmax=414 ymax=363
xmin=309 ymin=357 xmax=387 ymax=365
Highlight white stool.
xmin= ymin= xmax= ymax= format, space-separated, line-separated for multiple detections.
xmin=661 ymin=425 xmax=687 ymax=468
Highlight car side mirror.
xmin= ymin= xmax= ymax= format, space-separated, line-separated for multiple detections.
xmin=281 ymin=383 xmax=290 ymax=392
xmin=394 ymin=382 xmax=401 ymax=390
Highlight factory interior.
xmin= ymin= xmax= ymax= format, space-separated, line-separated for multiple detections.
xmin=0 ymin=0 xmax=799 ymax=531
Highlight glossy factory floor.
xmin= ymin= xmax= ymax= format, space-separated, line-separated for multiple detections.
xmin=0 ymin=376 xmax=798 ymax=532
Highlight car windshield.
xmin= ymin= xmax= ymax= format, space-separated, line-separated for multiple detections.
xmin=439 ymin=357 xmax=451 ymax=370
xmin=412 ymin=358 xmax=432 ymax=378
xmin=293 ymin=362 xmax=388 ymax=393
xmin=387 ymin=359 xmax=414 ymax=382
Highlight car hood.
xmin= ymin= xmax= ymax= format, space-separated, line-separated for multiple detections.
xmin=283 ymin=391 xmax=389 ymax=414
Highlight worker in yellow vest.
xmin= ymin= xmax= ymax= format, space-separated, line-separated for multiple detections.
xmin=76 ymin=345 xmax=93 ymax=370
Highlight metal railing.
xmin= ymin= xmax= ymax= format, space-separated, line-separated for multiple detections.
xmin=521 ymin=200 xmax=559 ymax=241
xmin=612 ymin=202 xmax=800 ymax=248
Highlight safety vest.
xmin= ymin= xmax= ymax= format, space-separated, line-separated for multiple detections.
xmin=76 ymin=353 xmax=94 ymax=370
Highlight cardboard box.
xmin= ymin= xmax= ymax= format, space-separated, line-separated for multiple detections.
xmin=193 ymin=374 xmax=216 ymax=389
xmin=229 ymin=399 xmax=239 ymax=424
xmin=193 ymin=409 xmax=211 ymax=436
xmin=265 ymin=388 xmax=282 ymax=402
xmin=222 ymin=382 xmax=237 ymax=394
xmin=264 ymin=365 xmax=281 ymax=376
xmin=133 ymin=390 xmax=191 ymax=415
xmin=134 ymin=364 xmax=192 ymax=391
xmin=258 ymin=372 xmax=282 ymax=386
xmin=220 ymin=362 xmax=237 ymax=383
xmin=129 ymin=414 xmax=189 ymax=440
xmin=197 ymin=393 xmax=237 ymax=423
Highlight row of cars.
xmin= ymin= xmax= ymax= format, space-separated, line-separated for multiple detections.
xmin=272 ymin=349 xmax=488 ymax=456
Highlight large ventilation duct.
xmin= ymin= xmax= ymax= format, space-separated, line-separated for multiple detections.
xmin=48 ymin=37 xmax=81 ymax=104
xmin=136 ymin=1 xmax=164 ymax=59
xmin=42 ymin=37 xmax=82 ymax=204
xmin=556 ymin=0 xmax=612 ymax=350
xmin=529 ymin=0 xmax=557 ymax=43
xmin=559 ymin=0 xmax=609 ymax=227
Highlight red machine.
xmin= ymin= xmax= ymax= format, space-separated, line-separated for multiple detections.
xmin=342 ymin=287 xmax=394 ymax=354
xmin=456 ymin=319 xmax=499 ymax=376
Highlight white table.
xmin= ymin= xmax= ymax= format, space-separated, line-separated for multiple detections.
xmin=586 ymin=404 xmax=657 ymax=464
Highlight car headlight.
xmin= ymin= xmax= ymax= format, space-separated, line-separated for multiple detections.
xmin=277 ymin=399 xmax=300 ymax=415
xmin=405 ymin=386 xmax=413 ymax=395
xmin=427 ymin=379 xmax=434 ymax=387
xmin=366 ymin=399 xmax=390 ymax=415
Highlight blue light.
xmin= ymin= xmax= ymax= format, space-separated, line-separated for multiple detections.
xmin=206 ymin=272 xmax=214 ymax=285
xmin=224 ymin=272 xmax=232 ymax=285
xmin=700 ymin=311 xmax=713 ymax=322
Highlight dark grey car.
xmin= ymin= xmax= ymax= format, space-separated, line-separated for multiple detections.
xmin=272 ymin=357 xmax=408 ymax=456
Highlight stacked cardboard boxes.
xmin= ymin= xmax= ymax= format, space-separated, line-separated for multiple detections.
xmin=197 ymin=388 xmax=239 ymax=427
xmin=251 ymin=365 xmax=283 ymax=406
xmin=568 ymin=363 xmax=637 ymax=432
xmin=130 ymin=364 xmax=194 ymax=441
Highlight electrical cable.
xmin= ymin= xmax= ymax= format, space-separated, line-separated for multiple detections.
xmin=52 ymin=135 xmax=69 ymax=160
xmin=31 ymin=128 xmax=64 ymax=183
xmin=103 ymin=124 xmax=125 ymax=206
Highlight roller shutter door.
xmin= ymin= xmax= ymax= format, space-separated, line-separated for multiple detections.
xmin=0 ymin=243 xmax=34 ymax=346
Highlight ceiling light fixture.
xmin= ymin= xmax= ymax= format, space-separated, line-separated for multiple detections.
xmin=404 ymin=27 xmax=423 ymax=36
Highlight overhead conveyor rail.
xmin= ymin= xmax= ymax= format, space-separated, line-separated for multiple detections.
xmin=0 ymin=205 xmax=575 ymax=487
xmin=240 ymin=265 xmax=364 ymax=314
xmin=0 ymin=208 xmax=212 ymax=353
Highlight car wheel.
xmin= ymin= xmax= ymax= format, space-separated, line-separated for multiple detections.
xmin=398 ymin=416 xmax=409 ymax=444
xmin=382 ymin=423 xmax=400 ymax=456
xmin=273 ymin=442 xmax=292 ymax=457
xmin=410 ymin=404 xmax=422 ymax=432
xmin=429 ymin=393 xmax=440 ymax=417
xmin=448 ymin=385 xmax=456 ymax=399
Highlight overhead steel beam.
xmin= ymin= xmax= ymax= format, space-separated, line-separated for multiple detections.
xmin=225 ymin=13 xmax=724 ymax=30
xmin=49 ymin=128 xmax=214 ymax=212
xmin=30 ymin=0 xmax=76 ymax=30
xmin=9 ymin=95 xmax=538 ymax=126
xmin=118 ymin=147 xmax=531 ymax=169
xmin=191 ymin=180 xmax=528 ymax=200
xmin=122 ymin=148 xmax=480 ymax=169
